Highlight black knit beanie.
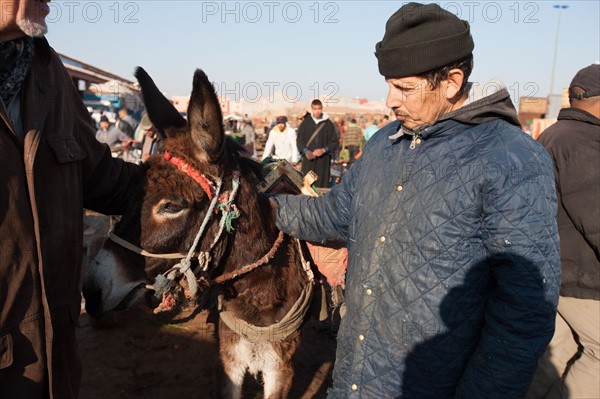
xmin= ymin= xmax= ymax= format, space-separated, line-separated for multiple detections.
xmin=375 ymin=2 xmax=474 ymax=78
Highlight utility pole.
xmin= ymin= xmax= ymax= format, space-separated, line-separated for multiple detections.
xmin=550 ymin=4 xmax=569 ymax=95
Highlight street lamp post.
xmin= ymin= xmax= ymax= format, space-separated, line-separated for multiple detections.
xmin=549 ymin=4 xmax=569 ymax=96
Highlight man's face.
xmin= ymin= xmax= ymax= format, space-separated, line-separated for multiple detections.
xmin=277 ymin=122 xmax=286 ymax=131
xmin=311 ymin=105 xmax=323 ymax=119
xmin=100 ymin=121 xmax=109 ymax=130
xmin=0 ymin=0 xmax=50 ymax=41
xmin=386 ymin=76 xmax=448 ymax=131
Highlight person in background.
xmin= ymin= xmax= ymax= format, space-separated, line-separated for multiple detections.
xmin=341 ymin=118 xmax=362 ymax=166
xmin=115 ymin=107 xmax=138 ymax=139
xmin=0 ymin=1 xmax=141 ymax=397
xmin=240 ymin=119 xmax=257 ymax=158
xmin=297 ymin=99 xmax=339 ymax=188
xmin=138 ymin=113 xmax=162 ymax=161
xmin=381 ymin=114 xmax=390 ymax=126
xmin=334 ymin=116 xmax=345 ymax=139
xmin=95 ymin=115 xmax=132 ymax=148
xmin=224 ymin=118 xmax=236 ymax=134
xmin=262 ymin=115 xmax=299 ymax=165
xmin=271 ymin=3 xmax=560 ymax=397
xmin=526 ymin=63 xmax=600 ymax=399
xmin=364 ymin=118 xmax=383 ymax=141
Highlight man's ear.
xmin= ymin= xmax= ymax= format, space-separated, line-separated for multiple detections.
xmin=444 ymin=68 xmax=465 ymax=100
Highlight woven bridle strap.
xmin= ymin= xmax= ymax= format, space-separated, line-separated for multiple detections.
xmin=212 ymin=231 xmax=285 ymax=284
xmin=164 ymin=151 xmax=216 ymax=201
xmin=108 ymin=232 xmax=190 ymax=259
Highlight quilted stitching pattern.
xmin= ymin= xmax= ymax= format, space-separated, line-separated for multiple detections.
xmin=275 ymin=119 xmax=560 ymax=398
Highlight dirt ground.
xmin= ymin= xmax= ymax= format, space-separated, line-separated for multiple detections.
xmin=78 ymin=213 xmax=338 ymax=399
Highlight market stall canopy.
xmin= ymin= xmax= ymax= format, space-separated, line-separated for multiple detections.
xmin=223 ymin=113 xmax=244 ymax=121
xmin=88 ymin=80 xmax=143 ymax=112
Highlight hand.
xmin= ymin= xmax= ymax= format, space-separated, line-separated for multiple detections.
xmin=304 ymin=150 xmax=315 ymax=160
xmin=313 ymin=148 xmax=326 ymax=157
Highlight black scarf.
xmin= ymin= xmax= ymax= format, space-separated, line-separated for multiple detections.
xmin=0 ymin=36 xmax=34 ymax=105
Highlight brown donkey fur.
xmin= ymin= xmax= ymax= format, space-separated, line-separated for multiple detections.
xmin=83 ymin=67 xmax=311 ymax=399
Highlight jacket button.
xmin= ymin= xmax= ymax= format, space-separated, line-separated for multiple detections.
xmin=358 ymin=334 xmax=365 ymax=341
xmin=379 ymin=235 xmax=386 ymax=243
xmin=366 ymin=288 xmax=373 ymax=296
xmin=415 ymin=138 xmax=422 ymax=145
xmin=351 ymin=384 xmax=358 ymax=391
xmin=396 ymin=185 xmax=403 ymax=192
xmin=67 ymin=147 xmax=75 ymax=158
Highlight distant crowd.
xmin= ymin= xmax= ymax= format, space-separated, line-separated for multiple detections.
xmin=96 ymin=104 xmax=395 ymax=187
xmin=220 ymin=106 xmax=394 ymax=188
xmin=91 ymin=107 xmax=162 ymax=163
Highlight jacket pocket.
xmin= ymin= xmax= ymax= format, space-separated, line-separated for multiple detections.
xmin=0 ymin=333 xmax=13 ymax=369
xmin=47 ymin=137 xmax=87 ymax=163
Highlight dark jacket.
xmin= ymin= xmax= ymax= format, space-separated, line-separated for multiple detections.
xmin=538 ymin=107 xmax=600 ymax=300
xmin=275 ymin=83 xmax=560 ymax=398
xmin=116 ymin=115 xmax=137 ymax=139
xmin=297 ymin=114 xmax=339 ymax=188
xmin=0 ymin=38 xmax=140 ymax=399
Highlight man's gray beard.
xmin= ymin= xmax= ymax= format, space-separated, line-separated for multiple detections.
xmin=17 ymin=19 xmax=48 ymax=38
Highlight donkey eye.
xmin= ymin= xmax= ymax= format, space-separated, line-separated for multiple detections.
xmin=158 ymin=201 xmax=184 ymax=214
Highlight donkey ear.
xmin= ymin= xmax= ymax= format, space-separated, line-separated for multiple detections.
xmin=187 ymin=69 xmax=224 ymax=164
xmin=134 ymin=67 xmax=186 ymax=138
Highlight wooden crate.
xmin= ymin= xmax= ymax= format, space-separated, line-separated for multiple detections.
xmin=258 ymin=159 xmax=321 ymax=196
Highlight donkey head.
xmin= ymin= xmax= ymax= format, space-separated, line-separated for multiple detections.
xmin=83 ymin=67 xmax=264 ymax=317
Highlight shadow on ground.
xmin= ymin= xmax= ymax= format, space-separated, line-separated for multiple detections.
xmin=78 ymin=212 xmax=337 ymax=399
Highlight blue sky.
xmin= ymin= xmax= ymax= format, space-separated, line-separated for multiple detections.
xmin=46 ymin=1 xmax=600 ymax=104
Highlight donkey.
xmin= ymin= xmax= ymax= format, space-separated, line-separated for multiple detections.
xmin=83 ymin=67 xmax=314 ymax=399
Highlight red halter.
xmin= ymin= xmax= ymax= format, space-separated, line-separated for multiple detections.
xmin=163 ymin=151 xmax=215 ymax=201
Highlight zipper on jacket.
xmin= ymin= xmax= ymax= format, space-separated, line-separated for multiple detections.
xmin=409 ymin=133 xmax=421 ymax=150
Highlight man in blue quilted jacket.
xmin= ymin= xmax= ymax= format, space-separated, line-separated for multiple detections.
xmin=272 ymin=3 xmax=561 ymax=398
